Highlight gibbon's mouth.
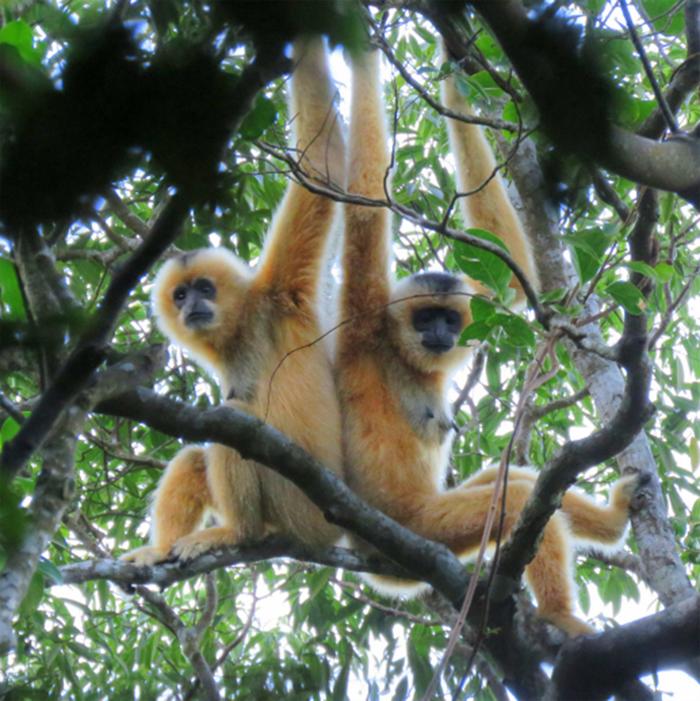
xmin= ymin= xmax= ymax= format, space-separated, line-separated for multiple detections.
xmin=185 ymin=311 xmax=215 ymax=328
xmin=422 ymin=340 xmax=453 ymax=354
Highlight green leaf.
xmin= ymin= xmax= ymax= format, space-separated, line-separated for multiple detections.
xmin=690 ymin=437 xmax=699 ymax=472
xmin=653 ymin=262 xmax=675 ymax=283
xmin=470 ymin=296 xmax=497 ymax=322
xmin=0 ymin=258 xmax=27 ymax=321
xmin=459 ymin=320 xmax=492 ymax=344
xmin=0 ymin=20 xmax=42 ymax=66
xmin=38 ymin=558 xmax=63 ymax=585
xmin=626 ymin=260 xmax=675 ymax=283
xmin=641 ymin=0 xmax=685 ymax=36
xmin=240 ymin=95 xmax=277 ymax=140
xmin=0 ymin=416 xmax=22 ymax=447
xmin=605 ymin=281 xmax=646 ymax=315
xmin=453 ymin=228 xmax=512 ymax=298
xmin=19 ymin=571 xmax=44 ymax=617
xmin=566 ymin=228 xmax=612 ymax=284
xmin=494 ymin=313 xmax=535 ymax=347
xmin=0 ymin=479 xmax=28 ymax=550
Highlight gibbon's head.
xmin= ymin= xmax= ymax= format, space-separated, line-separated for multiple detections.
xmin=388 ymin=272 xmax=472 ymax=373
xmin=151 ymin=248 xmax=253 ymax=374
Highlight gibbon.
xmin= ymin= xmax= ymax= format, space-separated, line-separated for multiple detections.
xmin=122 ymin=37 xmax=345 ymax=565
xmin=337 ymin=47 xmax=635 ymax=637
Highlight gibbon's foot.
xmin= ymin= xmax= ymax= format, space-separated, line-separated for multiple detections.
xmin=537 ymin=609 xmax=596 ymax=638
xmin=171 ymin=527 xmax=240 ymax=561
xmin=120 ymin=545 xmax=171 ymax=567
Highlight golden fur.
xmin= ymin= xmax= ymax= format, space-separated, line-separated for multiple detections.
xmin=337 ymin=49 xmax=634 ymax=637
xmin=122 ymin=37 xmax=345 ymax=565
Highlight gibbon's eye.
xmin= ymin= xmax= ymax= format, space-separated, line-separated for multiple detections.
xmin=443 ymin=308 xmax=462 ymax=332
xmin=412 ymin=307 xmax=436 ymax=331
xmin=193 ymin=278 xmax=216 ymax=299
xmin=173 ymin=285 xmax=188 ymax=305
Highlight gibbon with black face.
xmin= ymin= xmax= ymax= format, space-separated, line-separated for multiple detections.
xmin=122 ymin=37 xmax=345 ymax=565
xmin=338 ymin=47 xmax=636 ymax=637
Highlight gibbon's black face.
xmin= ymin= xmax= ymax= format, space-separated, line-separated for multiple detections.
xmin=172 ymin=277 xmax=217 ymax=329
xmin=412 ymin=306 xmax=462 ymax=354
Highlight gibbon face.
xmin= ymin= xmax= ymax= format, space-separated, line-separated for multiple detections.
xmin=388 ymin=272 xmax=472 ymax=373
xmin=152 ymin=248 xmax=253 ymax=373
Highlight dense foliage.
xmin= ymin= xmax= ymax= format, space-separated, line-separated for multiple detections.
xmin=1 ymin=1 xmax=699 ymax=699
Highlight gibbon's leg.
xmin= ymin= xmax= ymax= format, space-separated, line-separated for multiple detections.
xmin=559 ymin=475 xmax=636 ymax=545
xmin=407 ymin=480 xmax=593 ymax=636
xmin=464 ymin=467 xmax=635 ymax=546
xmin=121 ymin=446 xmax=211 ymax=566
xmin=171 ymin=442 xmax=264 ymax=561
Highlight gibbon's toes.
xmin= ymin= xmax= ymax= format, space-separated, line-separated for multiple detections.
xmin=537 ymin=609 xmax=596 ymax=638
xmin=120 ymin=546 xmax=170 ymax=567
xmin=171 ymin=528 xmax=239 ymax=561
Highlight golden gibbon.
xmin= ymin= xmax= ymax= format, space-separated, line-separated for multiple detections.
xmin=122 ymin=37 xmax=345 ymax=565
xmin=337 ymin=47 xmax=635 ymax=637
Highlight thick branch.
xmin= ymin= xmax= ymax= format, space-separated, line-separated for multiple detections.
xmin=0 ymin=195 xmax=188 ymax=480
xmin=639 ymin=0 xmax=700 ymax=139
xmin=548 ymin=595 xmax=700 ymax=701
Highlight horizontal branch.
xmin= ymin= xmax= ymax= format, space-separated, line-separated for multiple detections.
xmin=59 ymin=536 xmax=411 ymax=589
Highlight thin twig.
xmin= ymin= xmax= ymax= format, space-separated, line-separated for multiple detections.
xmin=619 ymin=0 xmax=679 ymax=133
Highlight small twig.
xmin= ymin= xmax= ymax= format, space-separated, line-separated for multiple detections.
xmin=332 ymin=576 xmax=441 ymax=626
xmin=649 ymin=260 xmax=700 ymax=348
xmin=372 ymin=25 xmax=518 ymax=132
xmin=257 ymin=139 xmax=545 ymax=322
xmin=619 ymin=0 xmax=679 ymax=133
xmin=0 ymin=392 xmax=25 ymax=425
xmin=452 ymin=346 xmax=486 ymax=416
xmin=591 ymin=169 xmax=631 ymax=223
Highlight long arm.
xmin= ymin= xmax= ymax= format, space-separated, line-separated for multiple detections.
xmin=441 ymin=61 xmax=540 ymax=297
xmin=340 ymin=49 xmax=392 ymax=351
xmin=255 ymin=38 xmax=344 ymax=304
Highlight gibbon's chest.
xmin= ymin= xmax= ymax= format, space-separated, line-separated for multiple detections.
xmin=222 ymin=310 xmax=322 ymax=404
xmin=387 ymin=361 xmax=454 ymax=447
xmin=341 ymin=356 xmax=454 ymax=498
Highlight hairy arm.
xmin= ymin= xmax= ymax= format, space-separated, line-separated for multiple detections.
xmin=256 ymin=38 xmax=344 ymax=305
xmin=340 ymin=49 xmax=392 ymax=351
xmin=441 ymin=61 xmax=540 ymax=297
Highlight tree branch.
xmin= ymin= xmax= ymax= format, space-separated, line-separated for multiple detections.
xmin=0 ymin=347 xmax=163 ymax=654
xmin=548 ymin=595 xmax=700 ymax=701
xmin=58 ymin=537 xmax=411 ymax=588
